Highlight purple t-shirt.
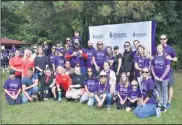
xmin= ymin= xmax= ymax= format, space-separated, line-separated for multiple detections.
xmin=83 ymin=47 xmax=96 ymax=68
xmin=84 ymin=77 xmax=98 ymax=92
xmin=56 ymin=47 xmax=65 ymax=53
xmin=152 ymin=55 xmax=171 ymax=80
xmin=49 ymin=53 xmax=55 ymax=64
xmin=134 ymin=55 xmax=145 ymax=77
xmin=93 ymin=50 xmax=106 ymax=69
xmin=116 ymin=83 xmax=128 ymax=100
xmin=144 ymin=57 xmax=151 ymax=68
xmin=141 ymin=78 xmax=156 ymax=104
xmin=105 ymin=55 xmax=114 ymax=70
xmin=67 ymin=48 xmax=85 ymax=67
xmin=164 ymin=45 xmax=176 ymax=58
xmin=128 ymin=88 xmax=141 ymax=100
xmin=95 ymin=81 xmax=110 ymax=95
xmin=53 ymin=56 xmax=65 ymax=68
xmin=3 ymin=78 xmax=22 ymax=97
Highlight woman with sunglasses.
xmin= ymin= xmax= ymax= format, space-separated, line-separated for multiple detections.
xmin=151 ymin=44 xmax=171 ymax=112
xmin=105 ymin=46 xmax=114 ymax=70
xmin=134 ymin=45 xmax=145 ymax=91
xmin=92 ymin=41 xmax=106 ymax=76
xmin=134 ymin=67 xmax=160 ymax=118
xmin=126 ymin=80 xmax=141 ymax=112
xmin=80 ymin=68 xmax=98 ymax=106
xmin=116 ymin=72 xmax=129 ymax=110
xmin=64 ymin=44 xmax=70 ymax=54
xmin=94 ymin=72 xmax=112 ymax=111
xmin=3 ymin=70 xmax=22 ymax=105
xmin=122 ymin=41 xmax=134 ymax=82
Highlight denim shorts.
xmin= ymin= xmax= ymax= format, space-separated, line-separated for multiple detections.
xmin=168 ymin=69 xmax=175 ymax=87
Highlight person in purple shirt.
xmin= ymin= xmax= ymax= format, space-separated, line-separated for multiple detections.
xmin=132 ymin=40 xmax=140 ymax=58
xmin=160 ymin=34 xmax=178 ymax=110
xmin=80 ymin=67 xmax=98 ymax=106
xmin=92 ymin=41 xmax=106 ymax=75
xmin=49 ymin=45 xmax=56 ymax=66
xmin=83 ymin=40 xmax=96 ymax=69
xmin=134 ymin=67 xmax=161 ymax=118
xmin=72 ymin=31 xmax=83 ymax=47
xmin=116 ymin=72 xmax=130 ymax=110
xmin=65 ymin=39 xmax=88 ymax=76
xmin=105 ymin=46 xmax=114 ymax=70
xmin=11 ymin=45 xmax=16 ymax=53
xmin=94 ymin=72 xmax=112 ymax=111
xmin=65 ymin=37 xmax=74 ymax=51
xmin=126 ymin=80 xmax=141 ymax=112
xmin=1 ymin=49 xmax=9 ymax=72
xmin=134 ymin=45 xmax=145 ymax=92
xmin=3 ymin=70 xmax=22 ymax=105
xmin=151 ymin=44 xmax=171 ymax=112
xmin=64 ymin=44 xmax=70 ymax=55
xmin=144 ymin=49 xmax=152 ymax=69
xmin=56 ymin=40 xmax=65 ymax=53
xmin=52 ymin=50 xmax=65 ymax=73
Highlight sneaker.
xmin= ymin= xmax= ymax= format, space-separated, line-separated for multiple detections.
xmin=156 ymin=107 xmax=161 ymax=117
xmin=107 ymin=106 xmax=111 ymax=111
xmin=44 ymin=98 xmax=48 ymax=101
xmin=166 ymin=103 xmax=171 ymax=110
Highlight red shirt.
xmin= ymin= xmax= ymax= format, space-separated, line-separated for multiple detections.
xmin=56 ymin=74 xmax=72 ymax=92
xmin=22 ymin=58 xmax=34 ymax=77
xmin=9 ymin=56 xmax=22 ymax=76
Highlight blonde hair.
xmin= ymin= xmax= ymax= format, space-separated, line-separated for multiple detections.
xmin=56 ymin=65 xmax=65 ymax=74
xmin=23 ymin=49 xmax=33 ymax=61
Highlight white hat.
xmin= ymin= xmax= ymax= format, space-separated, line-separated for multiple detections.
xmin=99 ymin=71 xmax=107 ymax=76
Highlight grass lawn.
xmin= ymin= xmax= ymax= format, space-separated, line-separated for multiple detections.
xmin=1 ymin=72 xmax=182 ymax=124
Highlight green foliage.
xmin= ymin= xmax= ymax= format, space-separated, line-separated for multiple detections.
xmin=1 ymin=1 xmax=182 ymax=69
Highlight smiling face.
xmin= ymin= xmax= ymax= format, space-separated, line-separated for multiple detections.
xmin=133 ymin=40 xmax=140 ymax=49
xmin=138 ymin=46 xmax=144 ymax=55
xmin=157 ymin=44 xmax=164 ymax=54
xmin=124 ymin=42 xmax=131 ymax=51
xmin=103 ymin=62 xmax=110 ymax=71
xmin=57 ymin=66 xmax=65 ymax=74
xmin=142 ymin=67 xmax=149 ymax=79
xmin=160 ymin=35 xmax=168 ymax=45
xmin=45 ymin=69 xmax=52 ymax=77
xmin=121 ymin=73 xmax=127 ymax=82
xmin=87 ymin=68 xmax=93 ymax=76
xmin=88 ymin=40 xmax=93 ymax=48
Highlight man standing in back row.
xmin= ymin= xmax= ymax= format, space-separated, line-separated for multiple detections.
xmin=160 ymin=34 xmax=178 ymax=110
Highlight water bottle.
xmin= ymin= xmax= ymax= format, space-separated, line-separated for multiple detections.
xmin=58 ymin=91 xmax=62 ymax=102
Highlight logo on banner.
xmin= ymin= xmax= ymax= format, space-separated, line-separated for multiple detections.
xmin=109 ymin=31 xmax=126 ymax=39
xmin=92 ymin=34 xmax=104 ymax=39
xmin=133 ymin=32 xmax=147 ymax=38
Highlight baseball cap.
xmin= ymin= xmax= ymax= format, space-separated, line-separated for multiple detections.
xmin=114 ymin=46 xmax=119 ymax=50
xmin=74 ymin=39 xmax=80 ymax=44
xmin=99 ymin=71 xmax=107 ymax=76
xmin=9 ymin=69 xmax=15 ymax=75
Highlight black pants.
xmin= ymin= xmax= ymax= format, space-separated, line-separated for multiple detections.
xmin=116 ymin=99 xmax=128 ymax=110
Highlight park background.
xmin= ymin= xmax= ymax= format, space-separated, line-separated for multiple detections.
xmin=1 ymin=1 xmax=182 ymax=124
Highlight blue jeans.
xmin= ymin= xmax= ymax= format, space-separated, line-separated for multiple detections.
xmin=22 ymin=86 xmax=39 ymax=103
xmin=80 ymin=92 xmax=95 ymax=106
xmin=95 ymin=93 xmax=112 ymax=107
xmin=155 ymin=79 xmax=169 ymax=107
xmin=6 ymin=95 xmax=21 ymax=105
xmin=133 ymin=104 xmax=157 ymax=119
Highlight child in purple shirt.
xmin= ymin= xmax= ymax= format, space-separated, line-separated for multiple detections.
xmin=3 ymin=70 xmax=22 ymax=105
xmin=151 ymin=44 xmax=171 ymax=112
xmin=116 ymin=72 xmax=130 ymax=110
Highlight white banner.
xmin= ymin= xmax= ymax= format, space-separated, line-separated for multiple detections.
xmin=89 ymin=21 xmax=153 ymax=54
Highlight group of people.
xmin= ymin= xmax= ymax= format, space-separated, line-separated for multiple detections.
xmin=3 ymin=31 xmax=177 ymax=119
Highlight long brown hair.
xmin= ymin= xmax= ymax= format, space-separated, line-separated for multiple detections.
xmin=119 ymin=72 xmax=129 ymax=88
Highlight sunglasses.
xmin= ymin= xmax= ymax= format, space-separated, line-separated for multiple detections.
xmin=33 ymin=48 xmax=37 ymax=49
xmin=97 ymin=43 xmax=103 ymax=45
xmin=52 ymin=48 xmax=56 ymax=49
xmin=132 ymin=84 xmax=138 ymax=87
xmin=100 ymin=75 xmax=106 ymax=78
xmin=160 ymin=38 xmax=166 ymax=40
xmin=66 ymin=40 xmax=71 ymax=41
xmin=142 ymin=71 xmax=149 ymax=74
xmin=65 ymin=46 xmax=69 ymax=47
xmin=10 ymin=73 xmax=15 ymax=75
xmin=124 ymin=44 xmax=129 ymax=47
xmin=87 ymin=70 xmax=92 ymax=73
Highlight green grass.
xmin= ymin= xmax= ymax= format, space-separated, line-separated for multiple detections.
xmin=1 ymin=72 xmax=182 ymax=124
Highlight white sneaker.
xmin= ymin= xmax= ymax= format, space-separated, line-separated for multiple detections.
xmin=156 ymin=107 xmax=161 ymax=117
